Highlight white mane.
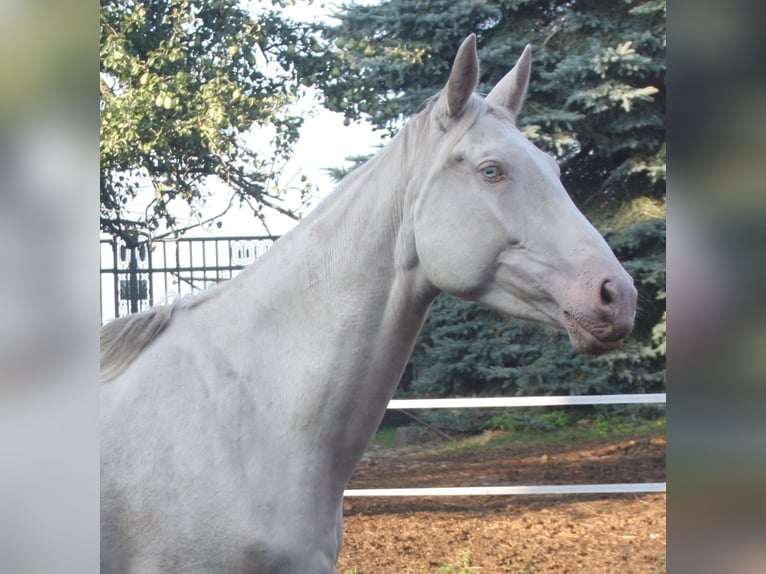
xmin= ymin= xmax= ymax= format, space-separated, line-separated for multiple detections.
xmin=100 ymin=287 xmax=218 ymax=383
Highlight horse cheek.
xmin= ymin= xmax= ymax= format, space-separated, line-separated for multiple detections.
xmin=414 ymin=198 xmax=496 ymax=298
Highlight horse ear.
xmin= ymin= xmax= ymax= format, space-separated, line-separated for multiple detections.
xmin=444 ymin=34 xmax=479 ymax=117
xmin=486 ymin=44 xmax=532 ymax=122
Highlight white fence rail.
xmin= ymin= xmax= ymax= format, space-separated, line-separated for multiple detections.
xmin=344 ymin=393 xmax=666 ymax=498
xmin=387 ymin=393 xmax=666 ymax=410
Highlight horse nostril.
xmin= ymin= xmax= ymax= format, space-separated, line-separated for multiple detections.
xmin=600 ymin=280 xmax=616 ymax=306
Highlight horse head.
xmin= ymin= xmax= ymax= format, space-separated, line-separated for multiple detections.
xmin=412 ymin=34 xmax=637 ymax=354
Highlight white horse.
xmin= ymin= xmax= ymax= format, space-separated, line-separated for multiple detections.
xmin=101 ymin=35 xmax=637 ymax=573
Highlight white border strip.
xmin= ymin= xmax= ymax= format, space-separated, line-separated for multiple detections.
xmin=344 ymin=482 xmax=666 ymax=497
xmin=388 ymin=393 xmax=666 ymax=409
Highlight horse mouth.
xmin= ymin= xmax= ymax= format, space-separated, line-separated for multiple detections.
xmin=563 ymin=311 xmax=626 ymax=355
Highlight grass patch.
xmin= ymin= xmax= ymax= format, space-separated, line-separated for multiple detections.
xmin=369 ymin=414 xmax=665 ymax=456
xmin=436 ymin=416 xmax=665 ymax=455
xmin=438 ymin=551 xmax=479 ymax=573
xmin=516 ymin=559 xmax=538 ymax=573
xmin=370 ymin=426 xmax=399 ymax=449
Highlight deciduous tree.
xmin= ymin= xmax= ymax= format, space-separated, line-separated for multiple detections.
xmin=100 ymin=0 xmax=324 ymax=240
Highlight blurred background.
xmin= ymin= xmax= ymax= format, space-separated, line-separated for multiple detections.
xmin=669 ymin=0 xmax=766 ymax=572
xmin=0 ymin=0 xmax=98 ymax=571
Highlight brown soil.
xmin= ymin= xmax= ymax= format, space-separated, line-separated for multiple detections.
xmin=337 ymin=432 xmax=666 ymax=573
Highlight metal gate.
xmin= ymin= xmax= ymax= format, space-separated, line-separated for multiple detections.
xmin=100 ymin=235 xmax=278 ymax=322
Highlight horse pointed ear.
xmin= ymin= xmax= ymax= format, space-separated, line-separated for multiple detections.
xmin=486 ymin=44 xmax=532 ymax=122
xmin=444 ymin=34 xmax=479 ymax=117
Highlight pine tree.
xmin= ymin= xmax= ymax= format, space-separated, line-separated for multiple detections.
xmin=317 ymin=0 xmax=665 ymax=211
xmin=316 ymin=1 xmax=666 ymax=413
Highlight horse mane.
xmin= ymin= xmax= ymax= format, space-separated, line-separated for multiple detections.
xmin=100 ymin=289 xmax=217 ymax=384
xmin=100 ymin=304 xmax=175 ymax=383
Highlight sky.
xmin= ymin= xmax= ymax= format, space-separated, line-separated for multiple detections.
xmin=188 ymin=91 xmax=384 ymax=236
xmin=222 ymin=0 xmax=385 ymax=236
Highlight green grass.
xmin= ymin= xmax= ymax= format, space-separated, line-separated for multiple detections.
xmin=409 ymin=416 xmax=665 ymax=456
xmin=367 ymin=415 xmax=665 ymax=459
xmin=438 ymin=551 xmax=480 ymax=573
xmin=516 ymin=558 xmax=537 ymax=573
xmin=369 ymin=426 xmax=399 ymax=449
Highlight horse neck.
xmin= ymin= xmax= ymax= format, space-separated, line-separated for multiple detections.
xmin=231 ymin=113 xmax=437 ymax=400
xmin=288 ymin=113 xmax=437 ymax=311
xmin=223 ymin=115 xmax=438 ymax=461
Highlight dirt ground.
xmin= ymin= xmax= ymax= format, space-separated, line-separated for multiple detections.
xmin=337 ymin=431 xmax=666 ymax=573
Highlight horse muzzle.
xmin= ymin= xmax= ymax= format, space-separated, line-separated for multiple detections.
xmin=562 ymin=275 xmax=638 ymax=355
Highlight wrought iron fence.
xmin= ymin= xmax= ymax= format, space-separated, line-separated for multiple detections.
xmin=100 ymin=235 xmax=279 ymax=322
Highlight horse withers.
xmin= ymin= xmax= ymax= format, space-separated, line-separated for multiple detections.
xmin=101 ymin=34 xmax=636 ymax=573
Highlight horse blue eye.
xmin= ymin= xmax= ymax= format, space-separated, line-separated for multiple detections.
xmin=481 ymin=165 xmax=501 ymax=180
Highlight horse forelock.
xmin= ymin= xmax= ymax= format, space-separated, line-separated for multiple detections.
xmin=420 ymin=91 xmax=491 ymax=156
